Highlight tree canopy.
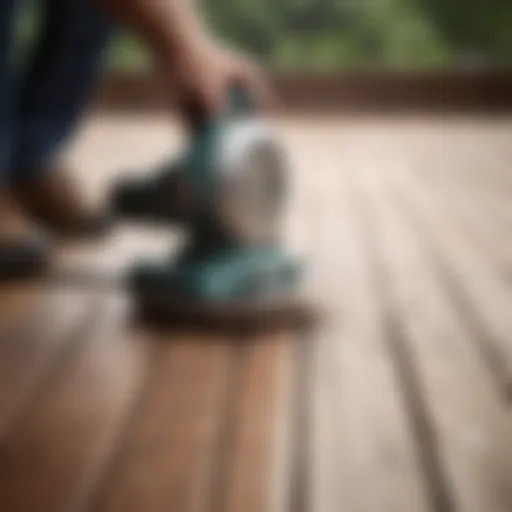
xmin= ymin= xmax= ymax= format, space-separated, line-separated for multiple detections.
xmin=18 ymin=0 xmax=512 ymax=71
xmin=200 ymin=0 xmax=511 ymax=70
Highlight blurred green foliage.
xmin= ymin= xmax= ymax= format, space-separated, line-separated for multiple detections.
xmin=18 ymin=0 xmax=512 ymax=72
xmin=199 ymin=0 xmax=512 ymax=70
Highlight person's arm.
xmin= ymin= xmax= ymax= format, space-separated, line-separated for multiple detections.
xmin=98 ymin=1 xmax=206 ymax=64
xmin=96 ymin=0 xmax=270 ymax=117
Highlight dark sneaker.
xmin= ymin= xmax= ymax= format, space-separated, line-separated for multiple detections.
xmin=15 ymin=167 xmax=111 ymax=239
xmin=0 ymin=190 xmax=51 ymax=281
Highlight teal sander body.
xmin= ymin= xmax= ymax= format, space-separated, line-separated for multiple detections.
xmin=111 ymin=88 xmax=311 ymax=329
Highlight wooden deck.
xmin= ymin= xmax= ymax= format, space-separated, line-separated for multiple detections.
xmin=0 ymin=114 xmax=511 ymax=512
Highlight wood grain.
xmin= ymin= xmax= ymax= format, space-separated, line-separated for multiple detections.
xmin=0 ymin=115 xmax=510 ymax=512
xmin=0 ymin=289 xmax=96 ymax=438
xmin=293 ymin=144 xmax=431 ymax=512
xmin=0 ymin=298 xmax=152 ymax=512
xmin=355 ymin=155 xmax=512 ymax=512
xmin=221 ymin=336 xmax=294 ymax=512
xmin=92 ymin=338 xmax=232 ymax=512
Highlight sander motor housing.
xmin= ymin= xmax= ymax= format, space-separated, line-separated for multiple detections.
xmin=111 ymin=87 xmax=308 ymax=324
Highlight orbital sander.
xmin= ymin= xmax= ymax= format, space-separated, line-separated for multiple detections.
xmin=111 ymin=87 xmax=313 ymax=331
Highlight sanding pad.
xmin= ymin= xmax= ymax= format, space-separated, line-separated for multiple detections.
xmin=46 ymin=265 xmax=319 ymax=334
xmin=134 ymin=289 xmax=318 ymax=334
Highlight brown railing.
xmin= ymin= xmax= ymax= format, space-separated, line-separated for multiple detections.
xmin=95 ymin=71 xmax=512 ymax=114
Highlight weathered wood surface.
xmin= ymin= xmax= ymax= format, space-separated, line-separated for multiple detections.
xmin=0 ymin=115 xmax=510 ymax=512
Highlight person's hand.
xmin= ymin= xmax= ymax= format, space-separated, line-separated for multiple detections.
xmin=98 ymin=1 xmax=272 ymax=124
xmin=166 ymin=38 xmax=273 ymax=126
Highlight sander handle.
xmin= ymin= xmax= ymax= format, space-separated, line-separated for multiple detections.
xmin=182 ymin=83 xmax=258 ymax=205
xmin=182 ymin=84 xmax=255 ymax=131
xmin=225 ymin=84 xmax=255 ymax=117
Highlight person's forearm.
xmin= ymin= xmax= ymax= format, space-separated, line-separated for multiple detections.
xmin=97 ymin=0 xmax=208 ymax=61
xmin=95 ymin=0 xmax=269 ymax=118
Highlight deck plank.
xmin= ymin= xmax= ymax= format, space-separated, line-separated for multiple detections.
xmin=297 ymin=149 xmax=431 ymax=512
xmin=221 ymin=336 xmax=294 ymax=512
xmin=0 ymin=285 xmax=42 ymax=329
xmin=353 ymin=156 xmax=512 ymax=512
xmin=0 ymin=289 xmax=96 ymax=438
xmin=0 ymin=115 xmax=510 ymax=512
xmin=92 ymin=338 xmax=233 ymax=512
xmin=0 ymin=298 xmax=152 ymax=512
xmin=415 ymin=156 xmax=512 ymax=280
xmin=388 ymin=157 xmax=512 ymax=394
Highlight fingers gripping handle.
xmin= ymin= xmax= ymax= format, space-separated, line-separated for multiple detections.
xmin=225 ymin=84 xmax=255 ymax=116
xmin=185 ymin=84 xmax=256 ymax=202
xmin=185 ymin=84 xmax=255 ymax=135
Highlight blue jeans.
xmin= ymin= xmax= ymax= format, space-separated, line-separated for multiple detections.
xmin=0 ymin=0 xmax=112 ymax=184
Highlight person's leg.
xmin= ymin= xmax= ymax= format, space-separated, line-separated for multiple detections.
xmin=13 ymin=0 xmax=114 ymax=236
xmin=0 ymin=0 xmax=19 ymax=184
xmin=0 ymin=0 xmax=51 ymax=280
